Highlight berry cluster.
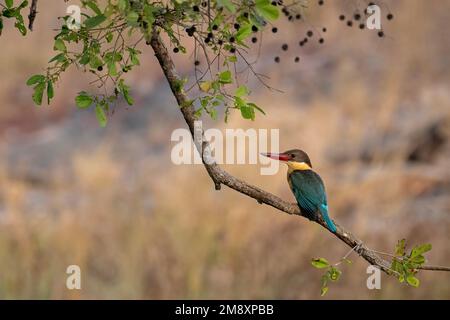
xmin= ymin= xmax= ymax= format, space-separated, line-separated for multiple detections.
xmin=272 ymin=0 xmax=328 ymax=64
xmin=338 ymin=2 xmax=394 ymax=37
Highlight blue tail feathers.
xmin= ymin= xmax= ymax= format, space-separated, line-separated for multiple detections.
xmin=320 ymin=204 xmax=337 ymax=233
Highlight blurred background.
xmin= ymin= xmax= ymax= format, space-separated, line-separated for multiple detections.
xmin=0 ymin=0 xmax=449 ymax=299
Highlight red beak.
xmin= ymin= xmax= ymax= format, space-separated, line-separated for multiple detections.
xmin=260 ymin=152 xmax=290 ymax=161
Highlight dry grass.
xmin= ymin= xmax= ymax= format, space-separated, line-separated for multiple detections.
xmin=0 ymin=0 xmax=449 ymax=299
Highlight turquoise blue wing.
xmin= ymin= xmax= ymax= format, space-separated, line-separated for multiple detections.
xmin=289 ymin=170 xmax=327 ymax=220
xmin=289 ymin=170 xmax=336 ymax=232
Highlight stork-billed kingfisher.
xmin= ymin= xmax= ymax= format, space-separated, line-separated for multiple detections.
xmin=262 ymin=149 xmax=337 ymax=233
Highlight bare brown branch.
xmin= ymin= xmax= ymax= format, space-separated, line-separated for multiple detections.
xmin=28 ymin=0 xmax=38 ymax=31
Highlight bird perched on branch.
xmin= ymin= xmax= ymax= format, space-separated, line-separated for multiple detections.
xmin=261 ymin=149 xmax=337 ymax=233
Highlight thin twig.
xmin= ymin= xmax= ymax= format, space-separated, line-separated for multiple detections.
xmin=28 ymin=0 xmax=38 ymax=31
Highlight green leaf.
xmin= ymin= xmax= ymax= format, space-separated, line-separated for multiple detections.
xmin=240 ymin=104 xmax=255 ymax=120
xmin=105 ymin=32 xmax=113 ymax=43
xmin=143 ymin=4 xmax=155 ymax=26
xmin=216 ymin=0 xmax=236 ymax=13
xmin=18 ymin=0 xmax=28 ymax=9
xmin=118 ymin=80 xmax=133 ymax=106
xmin=218 ymin=70 xmax=232 ymax=84
xmin=410 ymin=244 xmax=432 ymax=258
xmin=228 ymin=55 xmax=237 ymax=63
xmin=5 ymin=0 xmax=13 ymax=8
xmin=127 ymin=47 xmax=140 ymax=66
xmin=406 ymin=275 xmax=420 ymax=287
xmin=85 ymin=1 xmax=102 ymax=15
xmin=255 ymin=0 xmax=280 ymax=21
xmin=395 ymin=239 xmax=406 ymax=257
xmin=26 ymin=74 xmax=45 ymax=86
xmin=107 ymin=61 xmax=117 ymax=76
xmin=84 ymin=14 xmax=106 ymax=29
xmin=75 ymin=92 xmax=93 ymax=109
xmin=53 ymin=39 xmax=66 ymax=51
xmin=390 ymin=258 xmax=403 ymax=274
xmin=89 ymin=55 xmax=103 ymax=69
xmin=410 ymin=255 xmax=425 ymax=266
xmin=14 ymin=15 xmax=27 ymax=36
xmin=79 ymin=52 xmax=90 ymax=65
xmin=199 ymin=81 xmax=211 ymax=93
xmin=311 ymin=258 xmax=330 ymax=269
xmin=123 ymin=91 xmax=134 ymax=105
xmin=235 ymin=85 xmax=249 ymax=97
xmin=320 ymin=286 xmax=329 ymax=296
xmin=236 ymin=23 xmax=252 ymax=42
xmin=248 ymin=102 xmax=266 ymax=115
xmin=126 ymin=11 xmax=139 ymax=26
xmin=49 ymin=53 xmax=66 ymax=63
xmin=47 ymin=80 xmax=54 ymax=104
xmin=329 ymin=267 xmax=342 ymax=282
xmin=118 ymin=0 xmax=127 ymax=12
xmin=95 ymin=104 xmax=107 ymax=127
xmin=32 ymin=82 xmax=45 ymax=106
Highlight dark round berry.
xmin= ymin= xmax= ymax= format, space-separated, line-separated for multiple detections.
xmin=205 ymin=37 xmax=210 ymax=43
xmin=319 ymin=38 xmax=324 ymax=44
xmin=387 ymin=13 xmax=394 ymax=20
xmin=201 ymin=1 xmax=207 ymax=7
xmin=347 ymin=20 xmax=353 ymax=27
xmin=234 ymin=23 xmax=240 ymax=30
xmin=272 ymin=27 xmax=278 ymax=33
xmin=339 ymin=15 xmax=345 ymax=21
xmin=173 ymin=47 xmax=179 ymax=53
xmin=251 ymin=37 xmax=257 ymax=43
xmin=318 ymin=0 xmax=324 ymax=5
xmin=252 ymin=25 xmax=258 ymax=32
xmin=97 ymin=66 xmax=103 ymax=71
xmin=299 ymin=41 xmax=304 ymax=46
xmin=212 ymin=25 xmax=218 ymax=31
xmin=282 ymin=43 xmax=288 ymax=51
xmin=271 ymin=1 xmax=277 ymax=5
xmin=208 ymin=32 xmax=213 ymax=38
xmin=194 ymin=60 xmax=200 ymax=66
xmin=359 ymin=23 xmax=365 ymax=29
xmin=229 ymin=36 xmax=235 ymax=43
xmin=218 ymin=39 xmax=223 ymax=45
xmin=288 ymin=15 xmax=293 ymax=21
xmin=193 ymin=5 xmax=199 ymax=12
xmin=230 ymin=47 xmax=236 ymax=53
xmin=322 ymin=27 xmax=327 ymax=32
xmin=296 ymin=14 xmax=301 ymax=20
xmin=378 ymin=31 xmax=384 ymax=37
xmin=274 ymin=56 xmax=280 ymax=63
xmin=295 ymin=56 xmax=300 ymax=62
xmin=307 ymin=30 xmax=313 ymax=37
xmin=243 ymin=12 xmax=249 ymax=18
xmin=354 ymin=13 xmax=361 ymax=20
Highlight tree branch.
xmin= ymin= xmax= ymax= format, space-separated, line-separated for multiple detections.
xmin=149 ymin=27 xmax=448 ymax=276
xmin=28 ymin=0 xmax=38 ymax=31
